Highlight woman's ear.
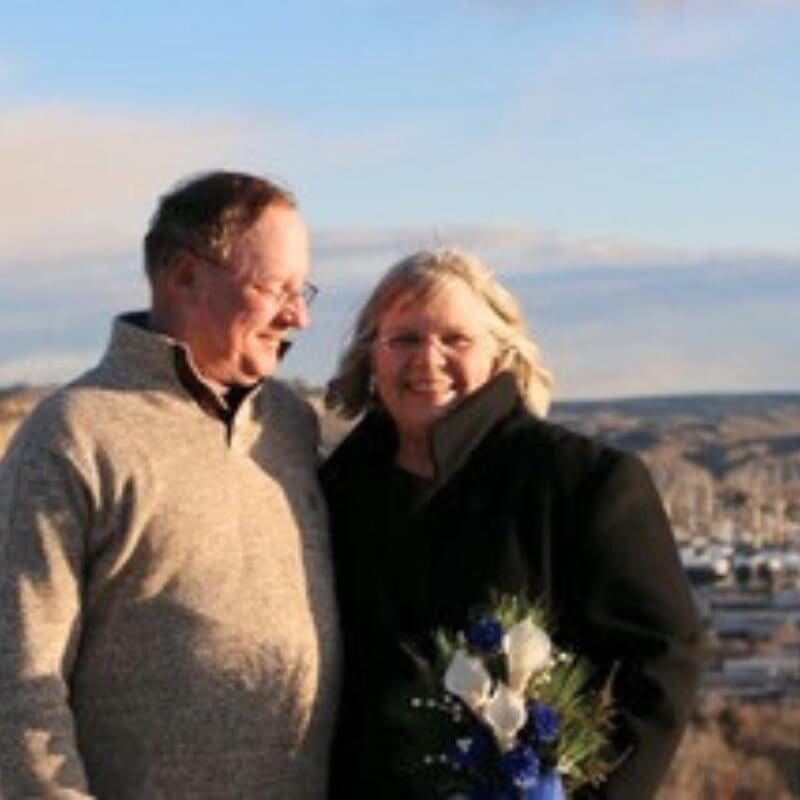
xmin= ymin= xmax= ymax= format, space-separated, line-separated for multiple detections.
xmin=490 ymin=340 xmax=509 ymax=375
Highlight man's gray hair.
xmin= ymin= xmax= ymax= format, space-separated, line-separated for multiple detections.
xmin=143 ymin=170 xmax=295 ymax=281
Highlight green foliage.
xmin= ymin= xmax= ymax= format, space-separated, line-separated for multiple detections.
xmin=535 ymin=654 xmax=615 ymax=789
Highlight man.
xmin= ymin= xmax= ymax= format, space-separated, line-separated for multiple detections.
xmin=0 ymin=172 xmax=341 ymax=798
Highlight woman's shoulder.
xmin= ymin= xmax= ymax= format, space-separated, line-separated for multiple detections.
xmin=497 ymin=409 xmax=643 ymax=487
xmin=319 ymin=411 xmax=394 ymax=484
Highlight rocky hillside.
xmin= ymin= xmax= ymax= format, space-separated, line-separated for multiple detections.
xmin=0 ymin=385 xmax=53 ymax=454
xmin=3 ymin=386 xmax=800 ymax=539
xmin=553 ymin=393 xmax=800 ymax=483
xmin=550 ymin=393 xmax=800 ymax=541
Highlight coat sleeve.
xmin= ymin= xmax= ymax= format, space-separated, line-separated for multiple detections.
xmin=0 ymin=427 xmax=95 ymax=798
xmin=570 ymin=450 xmax=703 ymax=800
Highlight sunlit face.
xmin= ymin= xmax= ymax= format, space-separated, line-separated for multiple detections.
xmin=184 ymin=203 xmax=311 ymax=387
xmin=371 ymin=278 xmax=500 ymax=443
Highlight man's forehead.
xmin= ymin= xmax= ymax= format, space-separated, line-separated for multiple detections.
xmin=236 ymin=204 xmax=309 ymax=278
xmin=245 ymin=203 xmax=306 ymax=241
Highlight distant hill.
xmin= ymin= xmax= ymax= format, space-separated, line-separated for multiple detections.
xmin=554 ymin=392 xmax=800 ymax=422
xmin=551 ymin=393 xmax=800 ymax=485
xmin=0 ymin=384 xmax=54 ymax=407
xmin=543 ymin=393 xmax=800 ymax=543
xmin=0 ymin=385 xmax=54 ymax=453
xmin=3 ymin=385 xmax=800 ymax=513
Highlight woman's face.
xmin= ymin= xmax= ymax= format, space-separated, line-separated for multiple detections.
xmin=371 ymin=278 xmax=500 ymax=443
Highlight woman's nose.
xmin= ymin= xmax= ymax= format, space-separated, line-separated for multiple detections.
xmin=409 ymin=336 xmax=446 ymax=365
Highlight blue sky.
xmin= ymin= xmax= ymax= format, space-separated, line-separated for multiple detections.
xmin=1 ymin=0 xmax=798 ymax=399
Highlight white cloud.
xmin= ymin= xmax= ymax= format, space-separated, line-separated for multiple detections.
xmin=540 ymin=295 xmax=799 ymax=400
xmin=0 ymin=101 xmax=446 ymax=277
xmin=633 ymin=1 xmax=800 ymax=64
xmin=634 ymin=14 xmax=748 ymax=62
xmin=0 ymin=102 xmax=250 ymax=269
xmin=552 ymin=338 xmax=797 ymax=401
xmin=641 ymin=0 xmax=799 ymax=10
xmin=312 ymin=222 xmax=800 ymax=282
xmin=0 ymin=351 xmax=98 ymax=386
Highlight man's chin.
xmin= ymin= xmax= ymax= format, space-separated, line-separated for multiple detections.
xmin=240 ymin=355 xmax=279 ymax=383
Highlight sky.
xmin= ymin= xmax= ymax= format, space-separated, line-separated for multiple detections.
xmin=1 ymin=0 xmax=798 ymax=400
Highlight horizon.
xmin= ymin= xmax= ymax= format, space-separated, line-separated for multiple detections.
xmin=3 ymin=378 xmax=799 ymax=407
xmin=2 ymin=2 xmax=798 ymax=397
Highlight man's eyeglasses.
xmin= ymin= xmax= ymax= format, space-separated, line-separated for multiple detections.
xmin=253 ymin=280 xmax=319 ymax=308
xmin=188 ymin=247 xmax=319 ymax=308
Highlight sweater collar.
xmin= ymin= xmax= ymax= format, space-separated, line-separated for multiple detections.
xmin=101 ymin=312 xmax=263 ymax=420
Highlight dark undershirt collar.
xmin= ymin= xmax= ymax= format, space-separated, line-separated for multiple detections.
xmin=123 ymin=311 xmax=262 ymax=422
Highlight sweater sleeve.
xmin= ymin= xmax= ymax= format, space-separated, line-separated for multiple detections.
xmin=0 ymin=426 xmax=94 ymax=798
xmin=572 ymin=451 xmax=703 ymax=800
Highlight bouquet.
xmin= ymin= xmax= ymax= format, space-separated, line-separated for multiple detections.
xmin=390 ymin=595 xmax=617 ymax=799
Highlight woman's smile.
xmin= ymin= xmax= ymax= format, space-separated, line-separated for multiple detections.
xmin=371 ymin=279 xmax=500 ymax=445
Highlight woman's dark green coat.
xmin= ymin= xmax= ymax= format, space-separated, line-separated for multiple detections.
xmin=321 ymin=373 xmax=702 ymax=800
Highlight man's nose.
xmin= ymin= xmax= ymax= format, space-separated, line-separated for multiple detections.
xmin=280 ymin=296 xmax=309 ymax=329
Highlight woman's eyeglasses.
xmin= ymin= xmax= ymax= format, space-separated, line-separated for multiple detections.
xmin=375 ymin=330 xmax=479 ymax=356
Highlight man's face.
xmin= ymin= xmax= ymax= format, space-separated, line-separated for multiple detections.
xmin=184 ymin=203 xmax=312 ymax=387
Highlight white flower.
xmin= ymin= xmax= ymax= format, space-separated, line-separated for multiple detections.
xmin=503 ymin=617 xmax=552 ymax=692
xmin=443 ymin=649 xmax=492 ymax=712
xmin=481 ymin=683 xmax=527 ymax=751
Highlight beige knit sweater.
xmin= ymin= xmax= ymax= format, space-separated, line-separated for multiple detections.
xmin=0 ymin=315 xmax=341 ymax=799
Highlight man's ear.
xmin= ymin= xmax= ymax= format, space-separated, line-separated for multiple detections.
xmin=158 ymin=251 xmax=203 ymax=299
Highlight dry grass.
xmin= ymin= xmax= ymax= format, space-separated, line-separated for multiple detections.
xmin=659 ymin=695 xmax=800 ymax=799
xmin=0 ymin=417 xmax=24 ymax=454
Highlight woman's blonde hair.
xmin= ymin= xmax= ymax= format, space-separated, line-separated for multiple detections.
xmin=325 ymin=247 xmax=554 ymax=419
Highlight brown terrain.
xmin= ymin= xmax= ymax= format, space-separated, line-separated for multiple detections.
xmin=3 ymin=384 xmax=800 ymax=798
xmin=552 ymin=393 xmax=800 ymax=545
xmin=0 ymin=385 xmax=54 ymax=454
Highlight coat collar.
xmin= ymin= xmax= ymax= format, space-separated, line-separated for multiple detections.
xmin=429 ymin=370 xmax=521 ymax=486
xmin=340 ymin=371 xmax=522 ymax=493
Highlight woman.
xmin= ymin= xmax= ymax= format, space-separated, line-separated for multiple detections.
xmin=321 ymin=248 xmax=702 ymax=799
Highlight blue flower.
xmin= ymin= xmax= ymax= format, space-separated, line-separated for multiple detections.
xmin=448 ymin=727 xmax=491 ymax=769
xmin=528 ymin=702 xmax=560 ymax=744
xmin=466 ymin=616 xmax=504 ymax=653
xmin=528 ymin=769 xmax=566 ymax=800
xmin=499 ymin=744 xmax=540 ymax=790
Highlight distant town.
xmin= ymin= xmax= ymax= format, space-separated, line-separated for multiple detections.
xmin=551 ymin=391 xmax=800 ymax=707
